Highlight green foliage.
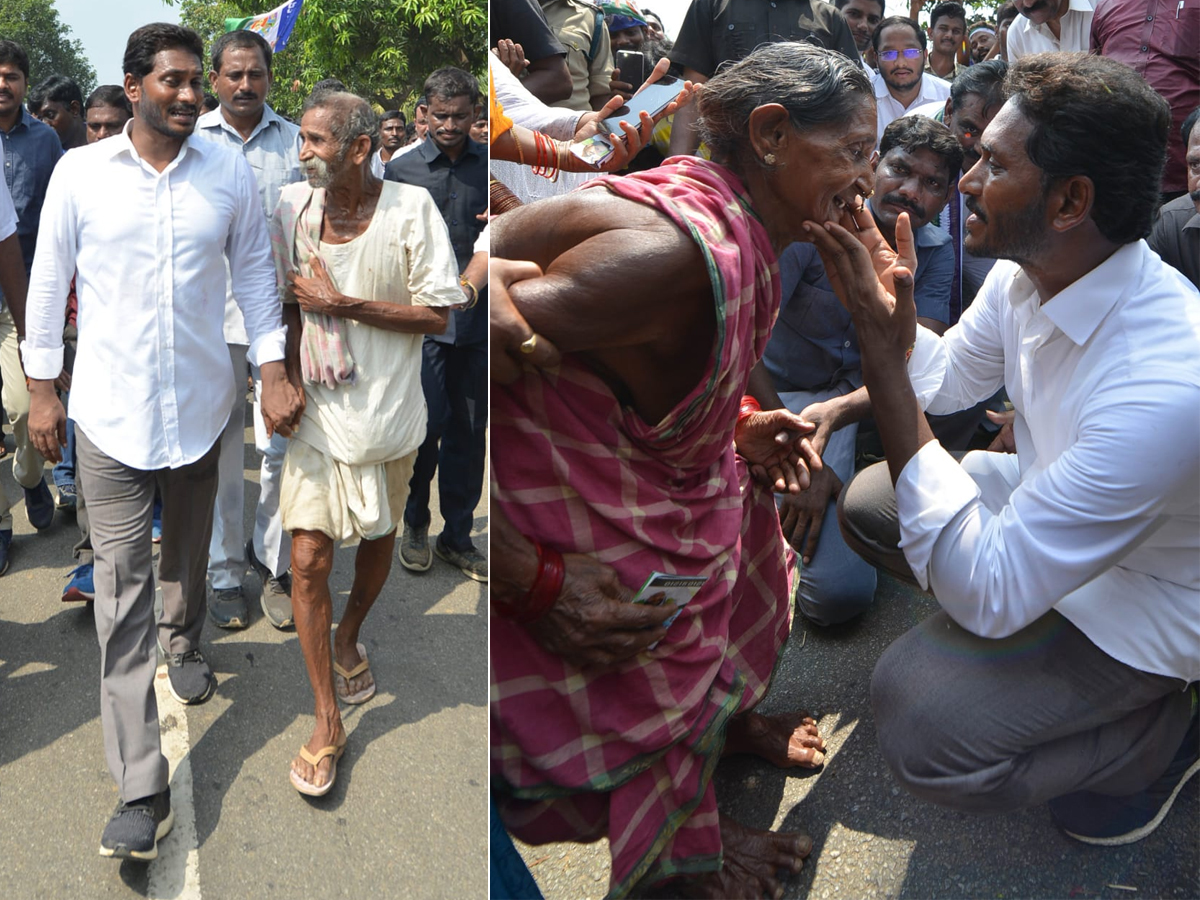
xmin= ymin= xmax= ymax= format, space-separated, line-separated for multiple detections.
xmin=0 ymin=0 xmax=97 ymax=96
xmin=911 ymin=0 xmax=1005 ymax=24
xmin=163 ymin=0 xmax=487 ymax=119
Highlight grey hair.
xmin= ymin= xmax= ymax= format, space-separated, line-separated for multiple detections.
xmin=302 ymin=90 xmax=380 ymax=156
xmin=697 ymin=43 xmax=873 ymax=169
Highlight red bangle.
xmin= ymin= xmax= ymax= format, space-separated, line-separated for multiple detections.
xmin=492 ymin=540 xmax=564 ymax=623
xmin=737 ymin=394 xmax=761 ymax=424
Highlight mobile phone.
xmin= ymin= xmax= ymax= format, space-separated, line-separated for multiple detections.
xmin=614 ymin=49 xmax=647 ymax=88
xmin=602 ymin=74 xmax=682 ymax=137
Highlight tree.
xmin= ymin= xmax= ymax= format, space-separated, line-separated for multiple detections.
xmin=163 ymin=0 xmax=487 ymax=119
xmin=0 ymin=0 xmax=97 ymax=96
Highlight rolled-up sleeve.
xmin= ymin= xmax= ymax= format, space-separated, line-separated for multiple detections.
xmin=20 ymin=155 xmax=75 ymax=379
xmin=406 ymin=191 xmax=468 ymax=309
xmin=226 ymin=156 xmax=286 ymax=366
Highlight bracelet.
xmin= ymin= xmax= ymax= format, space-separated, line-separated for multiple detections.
xmin=492 ymin=540 xmax=565 ymax=623
xmin=459 ymin=275 xmax=479 ymax=309
xmin=737 ymin=394 xmax=761 ymax=424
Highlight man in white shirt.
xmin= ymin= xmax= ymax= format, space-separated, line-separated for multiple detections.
xmin=870 ymin=17 xmax=951 ymax=148
xmin=1006 ymin=0 xmax=1095 ymax=59
xmin=814 ymin=53 xmax=1199 ymax=846
xmin=368 ymin=108 xmax=405 ymax=178
xmin=195 ymin=28 xmax=302 ymax=631
xmin=22 ymin=24 xmax=302 ymax=861
xmin=273 ymin=90 xmax=461 ymax=796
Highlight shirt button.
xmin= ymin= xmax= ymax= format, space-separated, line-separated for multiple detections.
xmin=728 ymin=24 xmax=735 ymax=29
xmin=452 ymin=220 xmax=458 ymax=225
xmin=1141 ymin=44 xmax=1148 ymax=50
xmin=451 ymin=192 xmax=457 ymax=198
xmin=1145 ymin=13 xmax=1153 ymax=20
xmin=844 ymin=340 xmax=851 ymax=348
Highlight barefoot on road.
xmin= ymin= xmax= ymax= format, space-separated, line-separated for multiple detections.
xmin=723 ymin=711 xmax=826 ymax=768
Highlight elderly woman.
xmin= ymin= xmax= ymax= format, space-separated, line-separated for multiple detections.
xmin=490 ymin=43 xmax=883 ymax=898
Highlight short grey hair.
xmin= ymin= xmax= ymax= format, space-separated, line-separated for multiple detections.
xmin=697 ymin=43 xmax=874 ymax=169
xmin=302 ymin=89 xmax=380 ymax=156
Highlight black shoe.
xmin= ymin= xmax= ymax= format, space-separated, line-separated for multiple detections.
xmin=208 ymin=585 xmax=249 ymax=629
xmin=24 ymin=479 xmax=54 ymax=530
xmin=166 ymin=648 xmax=216 ymax=705
xmin=1049 ymin=686 xmax=1200 ymax=845
xmin=0 ymin=529 xmax=10 ymax=577
xmin=434 ymin=536 xmax=488 ymax=583
xmin=99 ymin=788 xmax=174 ymax=860
xmin=399 ymin=522 xmax=432 ymax=572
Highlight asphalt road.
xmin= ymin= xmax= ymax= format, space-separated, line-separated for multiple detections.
xmin=515 ymin=573 xmax=1200 ymax=900
xmin=0 ymin=403 xmax=488 ymax=900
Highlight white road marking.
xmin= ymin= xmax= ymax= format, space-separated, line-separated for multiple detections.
xmin=148 ymin=665 xmax=202 ymax=900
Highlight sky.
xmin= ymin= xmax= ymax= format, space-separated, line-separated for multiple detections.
xmin=53 ymin=0 xmax=182 ymax=86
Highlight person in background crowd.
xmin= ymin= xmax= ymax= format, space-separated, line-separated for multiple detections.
xmin=195 ymin=27 xmax=302 ymax=631
xmin=1149 ymin=106 xmax=1200 ymax=288
xmin=835 ymin=0 xmax=885 ymax=71
xmin=470 ymin=108 xmax=488 ymax=142
xmin=370 ymin=108 xmax=406 ymax=177
xmin=492 ymin=0 xmax=573 ymax=105
xmin=871 ymin=16 xmax=951 ymax=148
xmin=925 ymin=1 xmax=968 ymax=80
xmin=968 ymin=21 xmax=996 ymax=61
xmin=1005 ymin=0 xmax=1095 ymax=60
xmin=0 ymin=38 xmax=63 ymax=576
xmin=27 ymin=74 xmax=88 ymax=150
xmin=994 ymin=1 xmax=1020 ymax=58
xmin=541 ymin=0 xmax=615 ymax=112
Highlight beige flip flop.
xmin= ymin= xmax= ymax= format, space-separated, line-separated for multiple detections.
xmin=290 ymin=737 xmax=346 ymax=797
xmin=333 ymin=641 xmax=377 ymax=705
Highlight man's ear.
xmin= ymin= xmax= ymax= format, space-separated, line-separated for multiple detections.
xmin=1048 ymin=174 xmax=1095 ymax=234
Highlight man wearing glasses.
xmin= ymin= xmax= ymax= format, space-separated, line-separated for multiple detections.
xmin=871 ymin=16 xmax=951 ymax=148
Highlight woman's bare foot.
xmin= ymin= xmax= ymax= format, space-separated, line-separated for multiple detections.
xmin=290 ymin=715 xmax=346 ymax=790
xmin=723 ymin=711 xmax=825 ymax=768
xmin=684 ymin=814 xmax=812 ymax=899
xmin=333 ymin=632 xmax=375 ymax=699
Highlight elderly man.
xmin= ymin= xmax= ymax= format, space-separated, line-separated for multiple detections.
xmin=24 ymin=23 xmax=302 ymax=859
xmin=823 ymin=53 xmax=1199 ymax=846
xmin=275 ymin=89 xmax=462 ymax=797
xmin=749 ymin=114 xmax=960 ymax=628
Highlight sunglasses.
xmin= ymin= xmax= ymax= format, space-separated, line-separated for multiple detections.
xmin=879 ymin=48 xmax=923 ymax=61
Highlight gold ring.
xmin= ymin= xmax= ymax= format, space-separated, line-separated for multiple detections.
xmin=519 ymin=334 xmax=539 ymax=354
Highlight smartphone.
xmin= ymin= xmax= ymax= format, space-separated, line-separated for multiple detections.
xmin=602 ymin=74 xmax=682 ymax=137
xmin=614 ymin=49 xmax=647 ymax=88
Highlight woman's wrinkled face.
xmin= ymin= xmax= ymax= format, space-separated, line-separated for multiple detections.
xmin=777 ymin=97 xmax=877 ymax=230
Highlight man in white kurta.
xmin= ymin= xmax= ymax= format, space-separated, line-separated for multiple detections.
xmin=271 ymin=90 xmax=461 ymax=796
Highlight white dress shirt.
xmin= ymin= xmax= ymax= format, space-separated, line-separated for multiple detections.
xmin=898 ymin=240 xmax=1200 ymax=683
xmin=22 ymin=122 xmax=287 ymax=471
xmin=1006 ymin=0 xmax=1096 ymax=59
xmin=0 ymin=173 xmax=15 ymax=241
xmin=195 ymin=104 xmax=301 ymax=345
xmin=872 ymin=70 xmax=951 ymax=149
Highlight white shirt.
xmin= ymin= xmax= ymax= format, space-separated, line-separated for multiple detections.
xmin=22 ymin=123 xmax=287 ymax=471
xmin=0 ymin=173 xmax=15 ymax=242
xmin=899 ymin=240 xmax=1200 ymax=682
xmin=1006 ymin=0 xmax=1096 ymax=59
xmin=195 ymin=104 xmax=301 ymax=345
xmin=872 ymin=70 xmax=951 ymax=148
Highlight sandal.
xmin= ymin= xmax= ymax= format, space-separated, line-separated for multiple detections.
xmin=290 ymin=737 xmax=347 ymax=797
xmin=333 ymin=642 xmax=377 ymax=705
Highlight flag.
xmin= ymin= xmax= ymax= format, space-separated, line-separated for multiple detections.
xmin=225 ymin=0 xmax=304 ymax=52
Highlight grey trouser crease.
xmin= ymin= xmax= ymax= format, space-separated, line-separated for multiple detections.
xmin=77 ymin=427 xmax=220 ymax=801
xmin=840 ymin=459 xmax=1191 ymax=814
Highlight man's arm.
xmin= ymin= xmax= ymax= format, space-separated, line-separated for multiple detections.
xmin=522 ymin=54 xmax=574 ymax=105
xmin=289 ymin=257 xmax=450 ymax=334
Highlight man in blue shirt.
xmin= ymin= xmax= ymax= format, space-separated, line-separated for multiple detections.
xmin=748 ymin=115 xmax=959 ymax=626
xmin=0 ymin=39 xmax=63 ymax=574
xmin=385 ymin=67 xmax=489 ymax=582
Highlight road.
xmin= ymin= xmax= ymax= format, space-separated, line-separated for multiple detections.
xmin=0 ymin=404 xmax=488 ymax=900
xmin=516 ymin=577 xmax=1200 ymax=900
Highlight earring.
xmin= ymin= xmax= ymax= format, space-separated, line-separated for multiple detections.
xmin=763 ymin=152 xmax=777 ymax=167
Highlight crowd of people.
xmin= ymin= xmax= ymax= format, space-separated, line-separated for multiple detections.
xmin=488 ymin=0 xmax=1198 ymax=897
xmin=1 ymin=21 xmax=487 ymax=861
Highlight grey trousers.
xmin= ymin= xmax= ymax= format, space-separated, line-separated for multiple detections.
xmin=840 ymin=459 xmax=1191 ymax=813
xmin=77 ymin=427 xmax=220 ymax=802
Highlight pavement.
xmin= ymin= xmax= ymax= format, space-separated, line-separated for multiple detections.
xmin=515 ymin=571 xmax=1200 ymax=900
xmin=0 ymin=403 xmax=488 ymax=900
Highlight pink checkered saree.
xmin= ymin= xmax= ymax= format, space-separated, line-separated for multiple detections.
xmin=491 ymin=159 xmax=797 ymax=897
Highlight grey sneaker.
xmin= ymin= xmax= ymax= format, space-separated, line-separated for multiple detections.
xmin=399 ymin=522 xmax=432 ymax=572
xmin=434 ymin=536 xmax=488 ymax=583
xmin=208 ymin=586 xmax=248 ymax=629
xmin=166 ymin=648 xmax=216 ymax=705
xmin=99 ymin=788 xmax=173 ymax=860
xmin=260 ymin=572 xmax=294 ymax=630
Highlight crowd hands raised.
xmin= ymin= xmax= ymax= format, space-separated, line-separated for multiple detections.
xmin=489 ymin=0 xmax=1198 ymax=895
xmin=1 ymin=19 xmax=489 ymax=861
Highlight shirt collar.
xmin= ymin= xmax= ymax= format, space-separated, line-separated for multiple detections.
xmin=418 ymin=135 xmax=484 ymax=165
xmin=197 ymin=103 xmax=285 ymax=143
xmin=1184 ymin=211 xmax=1200 ymax=232
xmin=108 ymin=117 xmax=202 ymax=172
xmin=1037 ymin=240 xmax=1143 ymax=346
